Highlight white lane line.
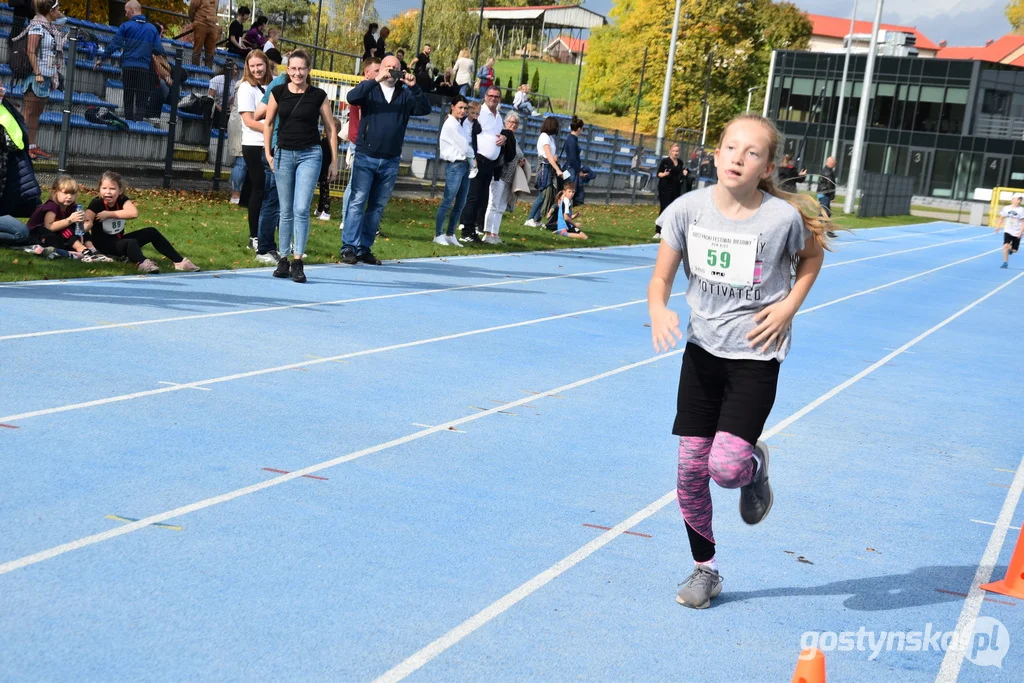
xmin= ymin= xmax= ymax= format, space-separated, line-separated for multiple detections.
xmin=839 ymin=224 xmax=974 ymax=244
xmin=0 ymin=247 xmax=998 ymax=426
xmin=970 ymin=519 xmax=1021 ymax=532
xmin=0 ymin=295 xmax=677 ymax=425
xmin=937 ymin=456 xmax=1024 ymax=683
xmin=0 ymin=265 xmax=652 ymax=342
xmin=825 ymin=233 xmax=988 ymax=268
xmin=156 ymin=381 xmax=211 ymax=392
xmin=0 ymin=351 xmax=684 ymax=578
xmin=375 ymin=272 xmax=1024 ymax=683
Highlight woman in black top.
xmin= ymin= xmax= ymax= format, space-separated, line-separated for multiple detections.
xmin=263 ymin=50 xmax=337 ymax=283
xmin=654 ymin=143 xmax=684 ymax=239
xmin=362 ymin=23 xmax=378 ymax=59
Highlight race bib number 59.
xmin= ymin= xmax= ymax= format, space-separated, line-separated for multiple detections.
xmin=688 ymin=227 xmax=759 ymax=287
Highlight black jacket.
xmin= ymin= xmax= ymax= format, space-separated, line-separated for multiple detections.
xmin=347 ymin=79 xmax=432 ymax=159
xmin=0 ymin=101 xmax=42 ymax=218
xmin=815 ymin=165 xmax=836 ymax=199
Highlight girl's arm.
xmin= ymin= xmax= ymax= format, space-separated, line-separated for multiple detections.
xmin=43 ymin=211 xmax=70 ymax=233
xmin=647 ymin=241 xmax=685 ymax=352
xmin=27 ymin=34 xmax=42 ymax=81
xmin=747 ymin=238 xmax=825 ymax=353
xmin=542 ymin=144 xmax=563 ymax=176
xmin=95 ymin=200 xmax=138 ymax=222
xmin=84 ymin=207 xmax=97 ymax=231
xmin=319 ymin=99 xmax=338 ymax=181
xmin=263 ymin=94 xmax=279 ymax=170
xmin=241 ymin=111 xmax=264 ymax=133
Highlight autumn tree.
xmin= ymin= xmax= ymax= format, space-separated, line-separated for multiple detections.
xmin=1009 ymin=0 xmax=1024 ymax=32
xmin=373 ymin=0 xmax=494 ymax=71
xmin=583 ymin=0 xmax=810 ymax=139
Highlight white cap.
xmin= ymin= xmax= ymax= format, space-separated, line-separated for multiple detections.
xmin=1013 ymin=193 xmax=1023 ymax=201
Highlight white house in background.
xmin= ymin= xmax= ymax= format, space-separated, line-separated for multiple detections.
xmin=543 ymin=35 xmax=587 ymax=64
xmin=805 ymin=13 xmax=940 ymax=58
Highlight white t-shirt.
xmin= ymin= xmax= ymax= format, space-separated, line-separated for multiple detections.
xmin=561 ymin=196 xmax=573 ymax=218
xmin=380 ymin=83 xmax=396 ymax=104
xmin=476 ymin=105 xmax=503 ymax=161
xmin=537 ymin=132 xmax=557 ymax=161
xmin=209 ymin=74 xmax=239 ymax=109
xmin=235 ymin=81 xmax=266 ymax=147
xmin=264 ymin=39 xmax=276 ymax=52
xmin=1001 ymin=205 xmax=1024 ymax=237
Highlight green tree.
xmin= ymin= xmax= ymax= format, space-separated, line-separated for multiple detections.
xmin=1009 ymin=0 xmax=1024 ymax=31
xmin=520 ymin=59 xmax=529 ymax=85
xmin=504 ymin=76 xmax=515 ymax=104
xmin=530 ymin=66 xmax=540 ymax=93
xmin=383 ymin=0 xmax=494 ymax=71
xmin=255 ymin=0 xmax=315 ymax=34
xmin=583 ymin=0 xmax=810 ymax=138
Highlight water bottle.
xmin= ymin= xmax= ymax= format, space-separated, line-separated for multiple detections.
xmin=74 ymin=203 xmax=84 ymax=239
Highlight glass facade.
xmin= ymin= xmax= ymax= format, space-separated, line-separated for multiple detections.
xmin=767 ymin=51 xmax=1024 ymax=199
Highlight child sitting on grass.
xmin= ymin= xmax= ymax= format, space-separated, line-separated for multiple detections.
xmin=84 ymin=171 xmax=200 ymax=273
xmin=27 ymin=176 xmax=112 ymax=261
xmin=545 ymin=182 xmax=588 ymax=240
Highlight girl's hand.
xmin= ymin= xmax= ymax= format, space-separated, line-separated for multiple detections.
xmin=95 ymin=210 xmax=107 ymax=221
xmin=747 ymin=300 xmax=798 ymax=353
xmin=327 ymin=163 xmax=337 ymax=182
xmin=69 ymin=210 xmax=85 ymax=223
xmin=650 ymin=306 xmax=683 ymax=353
xmin=265 ymin=153 xmax=274 ymax=172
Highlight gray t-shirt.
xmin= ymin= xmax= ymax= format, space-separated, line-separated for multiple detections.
xmin=656 ymin=187 xmax=810 ymax=362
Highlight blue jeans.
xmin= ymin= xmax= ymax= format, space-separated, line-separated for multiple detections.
xmin=0 ymin=215 xmax=30 ymax=246
xmin=342 ymin=152 xmax=400 ymax=255
xmin=230 ymin=155 xmax=247 ymax=194
xmin=274 ymin=146 xmax=322 ymax=258
xmin=435 ymin=160 xmax=471 ymax=237
xmin=257 ymin=156 xmax=279 ymax=254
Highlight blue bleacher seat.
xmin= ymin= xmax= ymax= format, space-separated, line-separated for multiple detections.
xmin=38 ymin=111 xmax=168 ymax=135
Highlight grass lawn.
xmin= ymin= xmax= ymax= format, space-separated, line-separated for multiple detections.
xmin=494 ymin=59 xmax=580 ymax=109
xmin=0 ymin=189 xmax=936 ymax=283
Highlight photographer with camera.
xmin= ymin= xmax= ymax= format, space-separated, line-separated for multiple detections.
xmin=341 ymin=55 xmax=431 ymax=265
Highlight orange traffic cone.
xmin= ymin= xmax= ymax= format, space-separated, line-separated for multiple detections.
xmin=790 ymin=651 xmax=823 ymax=683
xmin=792 ymin=648 xmax=826 ymax=683
xmin=980 ymin=526 xmax=1024 ymax=599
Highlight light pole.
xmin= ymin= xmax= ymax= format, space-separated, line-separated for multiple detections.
xmin=655 ymin=0 xmax=683 ymax=155
xmin=843 ymin=0 xmax=883 ymax=215
xmin=832 ymin=0 xmax=859 ymax=161
xmin=745 ymin=86 xmax=762 ymax=114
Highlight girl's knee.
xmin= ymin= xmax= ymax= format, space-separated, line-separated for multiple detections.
xmin=708 ymin=433 xmax=755 ymax=489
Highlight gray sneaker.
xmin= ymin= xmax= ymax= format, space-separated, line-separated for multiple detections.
xmin=739 ymin=440 xmax=773 ymax=525
xmin=676 ymin=564 xmax=722 ymax=609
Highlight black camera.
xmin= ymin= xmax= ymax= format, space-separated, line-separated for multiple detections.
xmin=389 ymin=68 xmax=403 ymax=80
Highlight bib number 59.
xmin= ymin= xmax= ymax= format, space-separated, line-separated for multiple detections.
xmin=706 ymin=249 xmax=731 ymax=269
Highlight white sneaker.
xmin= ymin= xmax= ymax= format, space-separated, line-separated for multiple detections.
xmin=318 ymin=211 xmax=331 ymax=221
xmin=248 ymin=236 xmax=258 ymax=251
xmin=653 ymin=232 xmax=662 ymax=241
xmin=469 ymin=168 xmax=479 ymax=179
xmin=524 ymin=219 xmax=539 ymax=228
xmin=229 ymin=195 xmax=240 ymax=205
xmin=255 ymin=251 xmax=278 ymax=264
xmin=432 ymin=234 xmax=450 ymax=246
xmin=483 ymin=234 xmax=503 ymax=245
xmin=444 ymin=235 xmax=463 ymax=248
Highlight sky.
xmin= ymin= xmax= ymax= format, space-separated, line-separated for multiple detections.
xmin=380 ymin=0 xmax=1014 ymax=49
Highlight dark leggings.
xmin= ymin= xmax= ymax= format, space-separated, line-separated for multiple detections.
xmin=655 ymin=191 xmax=678 ymax=233
xmin=242 ymin=145 xmax=266 ymax=239
xmin=106 ymin=228 xmax=183 ymax=263
xmin=316 ymin=153 xmax=331 ymax=214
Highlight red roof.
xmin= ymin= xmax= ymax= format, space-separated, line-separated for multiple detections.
xmin=546 ymin=35 xmax=588 ymax=54
xmin=807 ymin=13 xmax=939 ymax=51
xmin=936 ymin=35 xmax=1024 ymax=64
xmin=485 ymin=4 xmax=576 ymax=11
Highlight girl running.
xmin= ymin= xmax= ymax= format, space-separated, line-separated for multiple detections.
xmin=84 ymin=172 xmax=200 ymax=273
xmin=647 ymin=115 xmax=829 ymax=609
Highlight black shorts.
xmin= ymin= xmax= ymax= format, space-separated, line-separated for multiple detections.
xmin=1004 ymin=233 xmax=1020 ymax=252
xmin=673 ymin=342 xmax=780 ymax=446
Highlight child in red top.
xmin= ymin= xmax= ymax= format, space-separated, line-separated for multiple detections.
xmin=84 ymin=171 xmax=199 ymax=273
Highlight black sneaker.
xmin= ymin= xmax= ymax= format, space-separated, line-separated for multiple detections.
xmin=290 ymin=258 xmax=307 ymax=283
xmin=341 ymin=249 xmax=358 ymax=265
xmin=739 ymin=440 xmax=773 ymax=525
xmin=273 ymin=257 xmax=290 ymax=278
xmin=357 ymin=251 xmax=382 ymax=265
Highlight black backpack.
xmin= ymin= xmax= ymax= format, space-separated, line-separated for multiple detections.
xmin=10 ymin=26 xmax=33 ymax=80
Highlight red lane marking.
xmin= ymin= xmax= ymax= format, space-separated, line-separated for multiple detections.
xmin=582 ymin=523 xmax=652 ymax=539
xmin=0 ymin=424 xmax=18 ymax=429
xmin=936 ymin=588 xmax=1017 ymax=606
xmin=261 ymin=467 xmax=328 ymax=481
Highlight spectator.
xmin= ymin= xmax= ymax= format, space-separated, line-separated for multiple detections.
xmin=453 ymin=49 xmax=475 ymax=97
xmin=513 ymin=84 xmax=540 ymax=117
xmin=244 ymin=16 xmax=268 ymax=51
xmin=524 ymin=116 xmax=568 ymax=228
xmin=227 ymin=6 xmax=251 ymax=59
xmin=263 ymin=49 xmax=337 ymax=282
xmin=413 ymin=44 xmax=432 ymax=77
xmin=816 ymin=155 xmax=837 ymax=217
xmin=777 ymin=153 xmax=806 ymax=193
xmin=0 ymin=85 xmax=42 ymax=247
xmin=19 ymin=0 xmax=66 ymax=160
xmin=209 ymin=64 xmax=241 ymax=128
xmin=250 ymin=60 xmax=289 ymax=259
xmin=548 ymin=182 xmax=587 ymax=239
xmin=8 ymin=0 xmax=35 ymax=60
xmin=315 ymin=116 xmax=343 ymax=221
xmin=237 ymin=49 xmax=274 ymax=255
xmin=476 ymin=57 xmax=495 ymax=97
xmin=362 ymin=22 xmax=378 ymax=60
xmin=188 ymin=0 xmax=220 ymax=67
xmin=433 ymin=68 xmax=456 ymax=99
xmin=482 ymin=111 xmax=524 ymax=245
xmin=563 ymin=116 xmax=589 ymax=203
xmin=339 ymin=58 xmax=381 ymax=229
xmin=376 ymin=26 xmax=390 ymax=59
xmin=341 ymin=55 xmax=431 ymax=265
xmin=96 ymin=1 xmax=166 ymax=122
xmin=653 ymin=143 xmax=684 ymax=241
xmin=434 ymin=95 xmax=471 ymax=248
xmin=263 ymin=28 xmax=282 ymax=64
xmin=146 ymin=21 xmax=177 ymax=119
xmin=84 ymin=171 xmax=199 ymax=273
xmin=459 ymin=86 xmax=506 ymax=243
xmin=27 ymin=176 xmax=99 ymax=259
xmin=395 ymin=48 xmax=409 ymax=73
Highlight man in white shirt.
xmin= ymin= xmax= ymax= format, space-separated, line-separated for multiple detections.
xmin=459 ymin=86 xmax=505 ymax=242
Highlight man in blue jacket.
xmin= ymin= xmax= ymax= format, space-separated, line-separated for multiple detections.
xmin=95 ymin=1 xmax=166 ymax=121
xmin=341 ymin=55 xmax=431 ymax=265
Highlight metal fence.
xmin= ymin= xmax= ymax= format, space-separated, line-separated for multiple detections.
xmin=857 ymin=172 xmax=915 ymax=218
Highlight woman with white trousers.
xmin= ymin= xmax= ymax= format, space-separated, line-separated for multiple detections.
xmin=482 ymin=112 xmax=525 ymax=245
